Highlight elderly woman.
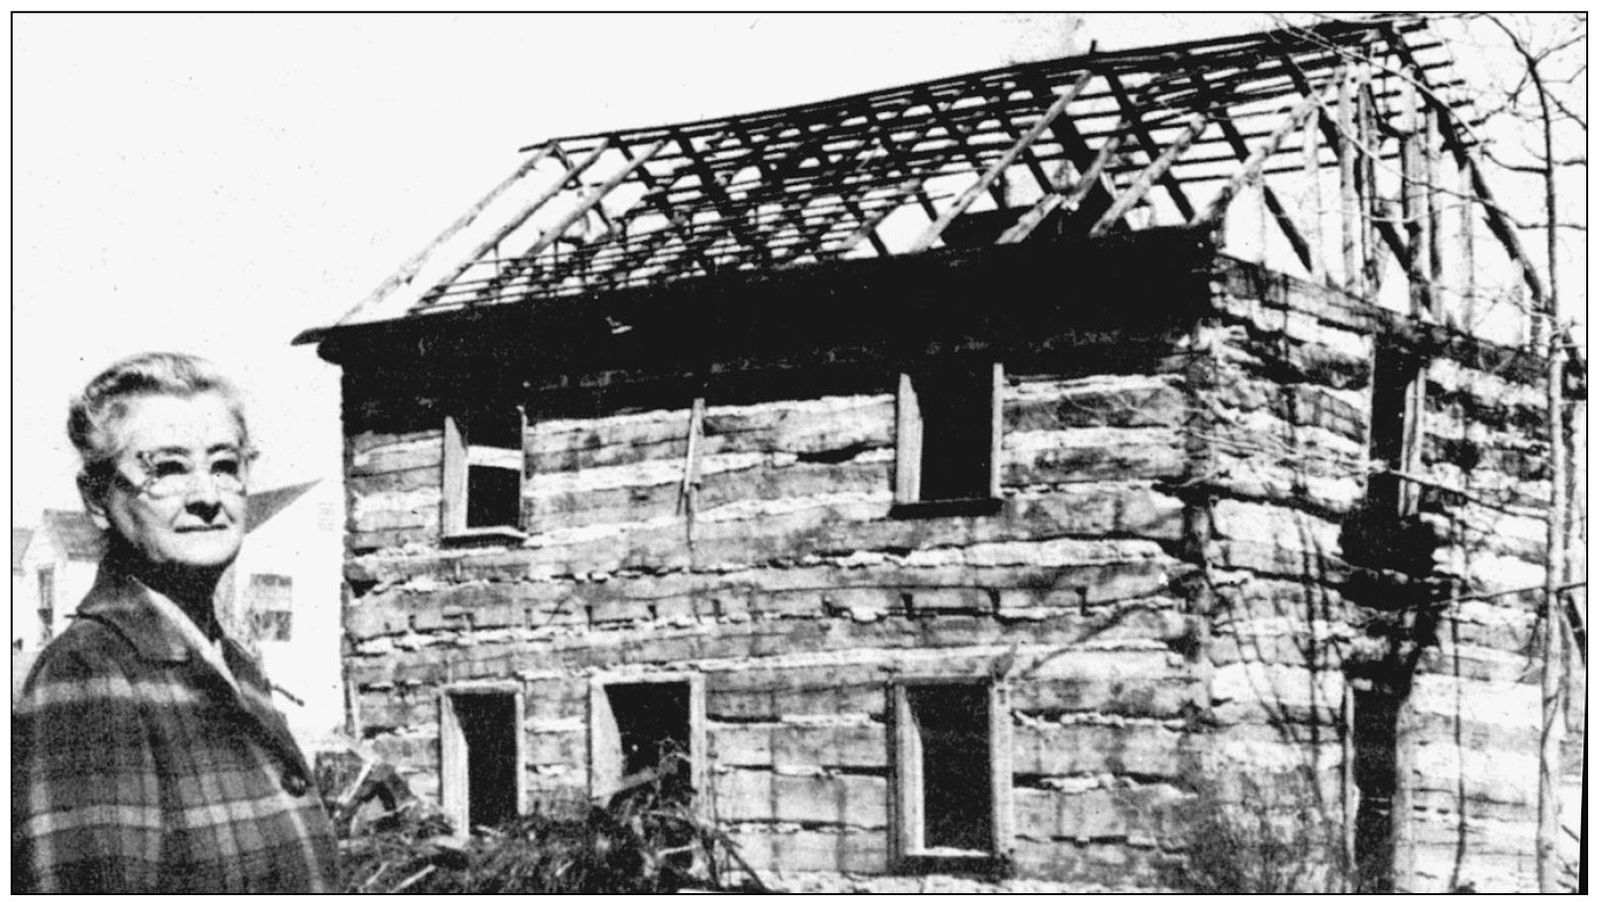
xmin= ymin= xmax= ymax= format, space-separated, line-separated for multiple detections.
xmin=12 ymin=353 xmax=338 ymax=892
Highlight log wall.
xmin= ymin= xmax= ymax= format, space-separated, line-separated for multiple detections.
xmin=1205 ymin=259 xmax=1581 ymax=893
xmin=330 ymin=243 xmax=1575 ymax=891
xmin=341 ymin=316 xmax=1214 ymax=888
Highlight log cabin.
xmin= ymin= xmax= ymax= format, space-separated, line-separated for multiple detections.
xmin=296 ymin=18 xmax=1584 ymax=891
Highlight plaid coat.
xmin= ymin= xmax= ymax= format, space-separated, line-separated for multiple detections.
xmin=12 ymin=564 xmax=339 ymax=892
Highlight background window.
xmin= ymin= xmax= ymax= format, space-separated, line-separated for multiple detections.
xmin=36 ymin=567 xmax=55 ymax=645
xmin=244 ymin=572 xmax=293 ymax=642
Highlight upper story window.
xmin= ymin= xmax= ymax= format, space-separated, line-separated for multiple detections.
xmin=1365 ymin=346 xmax=1422 ymax=520
xmin=443 ymin=406 xmax=527 ymax=543
xmin=895 ymin=362 xmax=1003 ymax=515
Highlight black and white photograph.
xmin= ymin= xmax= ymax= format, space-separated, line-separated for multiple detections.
xmin=11 ymin=11 xmax=1586 ymax=893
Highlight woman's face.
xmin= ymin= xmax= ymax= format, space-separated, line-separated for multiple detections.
xmin=85 ymin=392 xmax=248 ymax=574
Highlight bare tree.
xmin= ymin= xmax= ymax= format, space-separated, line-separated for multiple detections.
xmin=1445 ymin=13 xmax=1585 ymax=893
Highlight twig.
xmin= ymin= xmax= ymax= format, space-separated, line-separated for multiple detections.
xmin=361 ymin=861 xmax=391 ymax=892
xmin=388 ymin=865 xmax=436 ymax=893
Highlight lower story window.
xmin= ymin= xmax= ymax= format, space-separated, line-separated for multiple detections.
xmin=440 ymin=685 xmax=525 ymax=833
xmin=590 ymin=674 xmax=706 ymax=804
xmin=890 ymin=677 xmax=1012 ymax=867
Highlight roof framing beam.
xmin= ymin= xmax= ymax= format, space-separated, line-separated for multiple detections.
xmin=1382 ymin=26 xmax=1547 ymax=308
xmin=729 ymin=114 xmax=893 ymax=259
xmin=1091 ymin=112 xmax=1210 ymax=237
xmin=911 ymin=71 xmax=1093 ymax=252
xmin=981 ymin=89 xmax=1057 ymax=195
xmin=1276 ymin=48 xmax=1412 ymax=286
xmin=1105 ymin=71 xmax=1198 ymax=221
xmin=347 ymin=141 xmax=558 ymax=322
xmin=1023 ymin=72 xmax=1125 ymax=231
xmin=477 ymin=137 xmax=672 ymax=305
xmin=996 ymin=118 xmax=1129 ymax=244
xmin=420 ymin=140 xmax=607 ymax=307
xmin=915 ymin=83 xmax=1013 ymax=211
xmin=1184 ymin=60 xmax=1317 ymax=271
xmin=675 ymin=129 xmax=776 ymax=267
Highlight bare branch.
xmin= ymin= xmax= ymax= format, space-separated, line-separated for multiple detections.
xmin=1506 ymin=220 xmax=1589 ymax=234
xmin=1485 ymin=149 xmax=1587 ymax=172
xmin=1550 ymin=95 xmax=1588 ymax=132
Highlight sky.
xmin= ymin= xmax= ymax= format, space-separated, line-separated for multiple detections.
xmin=9 ymin=12 xmax=1579 ymax=525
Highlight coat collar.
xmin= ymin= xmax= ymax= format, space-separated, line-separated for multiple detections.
xmin=75 ymin=558 xmax=315 ymax=779
xmin=74 ymin=561 xmax=197 ymax=664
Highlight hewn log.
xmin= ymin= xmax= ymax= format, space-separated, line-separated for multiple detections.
xmin=712 ymin=770 xmax=887 ymax=828
xmin=1005 ymin=376 xmax=1188 ymax=432
xmin=710 ymin=722 xmax=887 ymax=769
xmin=724 ymin=826 xmax=888 ymax=875
xmin=1003 ymin=427 xmax=1186 ymax=485
xmin=1012 ymin=723 xmax=1193 ymax=779
xmin=344 ymin=483 xmax=1188 ymax=578
xmin=1014 ymin=784 xmax=1190 ymax=843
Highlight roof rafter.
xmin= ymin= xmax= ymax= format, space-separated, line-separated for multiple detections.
xmin=912 ymin=71 xmax=1093 ymax=252
xmin=295 ymin=16 xmax=1541 ymax=339
xmin=997 ymin=117 xmax=1130 ymax=244
xmin=1184 ymin=58 xmax=1318 ymax=271
xmin=1091 ymin=112 xmax=1211 ymax=237
xmin=1104 ymin=71 xmax=1200 ymax=221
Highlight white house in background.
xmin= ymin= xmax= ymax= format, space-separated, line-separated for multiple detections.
xmin=12 ymin=511 xmax=105 ymax=653
xmin=11 ymin=482 xmax=345 ymax=748
xmin=230 ymin=479 xmax=346 ymax=745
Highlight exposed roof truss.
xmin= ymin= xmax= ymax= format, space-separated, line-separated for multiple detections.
xmin=306 ymin=16 xmax=1550 ymax=345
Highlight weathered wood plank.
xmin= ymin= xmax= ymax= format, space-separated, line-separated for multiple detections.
xmin=527 ymin=394 xmax=896 ymax=474
xmin=706 ymin=663 xmax=888 ymax=721
xmin=525 ymin=458 xmax=892 ymax=532
xmin=1002 ymin=428 xmax=1186 ymax=485
xmin=1208 ymin=499 xmax=1345 ymax=565
xmin=710 ymin=722 xmax=887 ymax=769
xmin=1014 ymin=784 xmax=1190 ymax=843
xmin=348 ymin=526 xmax=435 ymax=554
xmin=1012 ymin=723 xmax=1192 ymax=779
xmin=712 ymin=769 xmax=887 ymax=828
xmin=1206 ymin=377 xmax=1369 ymax=440
xmin=1207 ymin=662 xmax=1348 ymax=725
xmin=724 ymin=826 xmax=888 ymax=874
xmin=344 ymin=468 xmax=1188 ymax=564
xmin=349 ymin=466 xmax=441 ymax=497
xmin=1012 ymin=838 xmax=1173 ymax=888
xmin=350 ymin=437 xmax=441 ymax=476
xmin=1004 ymin=375 xmax=1188 ymax=432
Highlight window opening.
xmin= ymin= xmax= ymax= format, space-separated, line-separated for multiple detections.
xmin=443 ymin=406 xmax=526 ymax=537
xmin=896 ymin=362 xmax=1002 ymax=506
xmin=590 ymin=676 xmax=705 ymax=804
xmin=441 ymin=688 xmax=524 ymax=833
xmin=1366 ymin=347 xmax=1420 ymax=519
xmin=244 ymin=573 xmax=293 ymax=642
xmin=1352 ymin=687 xmax=1401 ymax=892
xmin=36 ymin=567 xmax=55 ymax=646
xmin=890 ymin=678 xmax=1011 ymax=865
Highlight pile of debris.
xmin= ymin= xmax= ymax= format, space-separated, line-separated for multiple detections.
xmin=320 ymin=747 xmax=764 ymax=894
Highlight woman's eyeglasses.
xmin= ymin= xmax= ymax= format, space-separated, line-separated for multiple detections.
xmin=120 ymin=447 xmax=255 ymax=499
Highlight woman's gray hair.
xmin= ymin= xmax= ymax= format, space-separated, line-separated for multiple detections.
xmin=68 ymin=352 xmax=251 ymax=481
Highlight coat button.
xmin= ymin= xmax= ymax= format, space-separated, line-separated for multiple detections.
xmin=282 ymin=770 xmax=309 ymax=797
